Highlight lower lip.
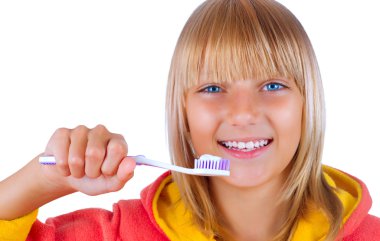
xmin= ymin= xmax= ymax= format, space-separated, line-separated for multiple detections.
xmin=219 ymin=141 xmax=272 ymax=159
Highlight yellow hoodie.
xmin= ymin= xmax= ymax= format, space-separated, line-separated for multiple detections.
xmin=151 ymin=166 xmax=369 ymax=240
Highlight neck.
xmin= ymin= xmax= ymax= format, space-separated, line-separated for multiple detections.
xmin=210 ymin=177 xmax=288 ymax=241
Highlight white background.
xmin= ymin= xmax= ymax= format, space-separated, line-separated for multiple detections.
xmin=0 ymin=1 xmax=379 ymax=222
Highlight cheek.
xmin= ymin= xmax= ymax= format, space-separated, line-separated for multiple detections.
xmin=186 ymin=99 xmax=223 ymax=151
xmin=271 ymin=97 xmax=303 ymax=155
xmin=267 ymin=96 xmax=303 ymax=160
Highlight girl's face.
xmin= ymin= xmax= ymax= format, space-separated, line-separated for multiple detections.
xmin=185 ymin=77 xmax=303 ymax=188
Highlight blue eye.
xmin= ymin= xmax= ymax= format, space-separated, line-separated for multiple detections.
xmin=263 ymin=83 xmax=284 ymax=91
xmin=203 ymin=85 xmax=222 ymax=93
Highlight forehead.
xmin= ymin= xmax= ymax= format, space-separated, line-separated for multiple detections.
xmin=184 ymin=49 xmax=294 ymax=90
xmin=171 ymin=0 xmax=309 ymax=95
xmin=196 ymin=66 xmax=287 ymax=84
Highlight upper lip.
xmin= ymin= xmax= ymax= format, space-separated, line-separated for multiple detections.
xmin=218 ymin=137 xmax=273 ymax=143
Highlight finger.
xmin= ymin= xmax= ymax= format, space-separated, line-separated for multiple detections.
xmin=116 ymin=156 xmax=136 ymax=184
xmin=85 ymin=124 xmax=110 ymax=178
xmin=68 ymin=125 xmax=88 ymax=178
xmin=101 ymin=134 xmax=128 ymax=176
xmin=46 ymin=128 xmax=71 ymax=176
xmin=105 ymin=157 xmax=135 ymax=193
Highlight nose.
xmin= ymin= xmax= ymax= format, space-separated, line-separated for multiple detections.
xmin=227 ymin=89 xmax=260 ymax=126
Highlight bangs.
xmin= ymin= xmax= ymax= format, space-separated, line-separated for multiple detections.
xmin=172 ymin=0 xmax=306 ymax=91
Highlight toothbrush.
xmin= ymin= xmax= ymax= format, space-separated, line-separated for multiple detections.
xmin=39 ymin=154 xmax=230 ymax=176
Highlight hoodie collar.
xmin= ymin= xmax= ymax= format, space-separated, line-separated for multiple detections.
xmin=143 ymin=166 xmax=370 ymax=241
xmin=291 ymin=165 xmax=369 ymax=240
xmin=148 ymin=173 xmax=214 ymax=241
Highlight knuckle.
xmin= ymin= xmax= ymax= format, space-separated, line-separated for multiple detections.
xmin=116 ymin=134 xmax=128 ymax=145
xmin=85 ymin=147 xmax=104 ymax=161
xmin=108 ymin=141 xmax=126 ymax=155
xmin=54 ymin=127 xmax=70 ymax=137
xmin=94 ymin=124 xmax=108 ymax=133
xmin=101 ymin=166 xmax=115 ymax=176
xmin=113 ymin=133 xmax=125 ymax=140
xmin=68 ymin=156 xmax=84 ymax=167
xmin=73 ymin=125 xmax=89 ymax=134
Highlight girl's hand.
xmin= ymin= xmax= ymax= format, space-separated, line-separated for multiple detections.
xmin=40 ymin=125 xmax=136 ymax=196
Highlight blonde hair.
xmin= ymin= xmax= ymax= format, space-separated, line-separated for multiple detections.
xmin=166 ymin=0 xmax=343 ymax=240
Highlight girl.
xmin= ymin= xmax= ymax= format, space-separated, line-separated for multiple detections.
xmin=1 ymin=0 xmax=379 ymax=240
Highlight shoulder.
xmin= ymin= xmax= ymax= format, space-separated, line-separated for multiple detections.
xmin=343 ymin=214 xmax=380 ymax=240
xmin=115 ymin=199 xmax=169 ymax=240
xmin=114 ymin=172 xmax=172 ymax=241
xmin=115 ymin=171 xmax=172 ymax=223
xmin=116 ymin=199 xmax=149 ymax=220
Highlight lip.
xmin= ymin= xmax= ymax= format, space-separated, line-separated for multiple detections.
xmin=218 ymin=139 xmax=273 ymax=159
xmin=218 ymin=137 xmax=271 ymax=143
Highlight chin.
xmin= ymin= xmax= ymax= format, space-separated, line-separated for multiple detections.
xmin=222 ymin=167 xmax=273 ymax=188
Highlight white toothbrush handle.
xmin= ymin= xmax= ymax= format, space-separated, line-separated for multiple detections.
xmin=39 ymin=155 xmax=196 ymax=175
xmin=133 ymin=155 xmax=197 ymax=174
xmin=38 ymin=155 xmax=230 ymax=176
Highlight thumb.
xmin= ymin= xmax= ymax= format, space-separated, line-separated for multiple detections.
xmin=116 ymin=156 xmax=136 ymax=184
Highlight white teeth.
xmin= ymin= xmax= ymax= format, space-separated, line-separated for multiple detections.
xmin=232 ymin=141 xmax=238 ymax=147
xmin=238 ymin=142 xmax=245 ymax=149
xmin=246 ymin=141 xmax=254 ymax=149
xmin=222 ymin=139 xmax=270 ymax=150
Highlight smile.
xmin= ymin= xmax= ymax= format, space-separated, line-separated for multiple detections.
xmin=218 ymin=139 xmax=272 ymax=152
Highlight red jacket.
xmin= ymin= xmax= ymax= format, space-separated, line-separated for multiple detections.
xmin=1 ymin=166 xmax=379 ymax=240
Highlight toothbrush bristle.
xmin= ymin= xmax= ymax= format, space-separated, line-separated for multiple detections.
xmin=195 ymin=159 xmax=230 ymax=170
